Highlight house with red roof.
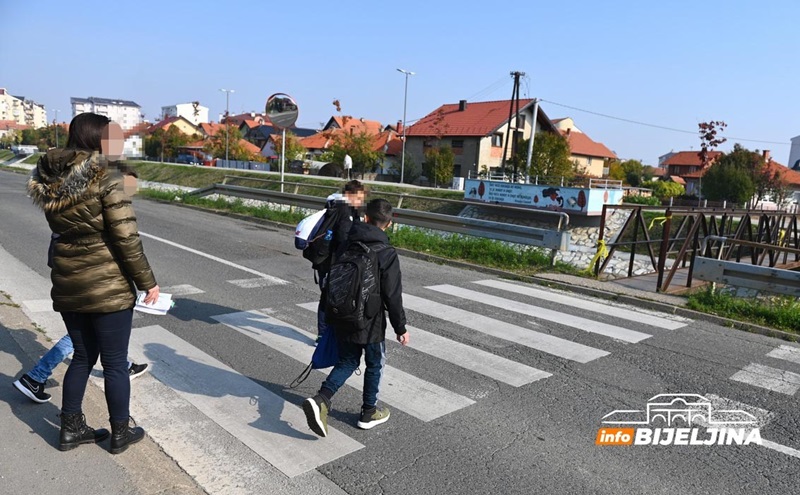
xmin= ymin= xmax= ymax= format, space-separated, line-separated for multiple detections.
xmin=122 ymin=122 xmax=150 ymax=158
xmin=198 ymin=122 xmax=225 ymax=139
xmin=404 ymin=99 xmax=559 ymax=179
xmin=661 ymin=150 xmax=723 ymax=178
xmin=323 ymin=116 xmax=383 ymax=136
xmin=147 ymin=115 xmax=200 ymax=137
xmin=222 ymin=112 xmax=270 ymax=127
xmin=551 ymin=117 xmax=617 ymax=177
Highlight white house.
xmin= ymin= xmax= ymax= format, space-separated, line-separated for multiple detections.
xmin=161 ymin=102 xmax=209 ymax=126
xmin=71 ymin=96 xmax=142 ymax=130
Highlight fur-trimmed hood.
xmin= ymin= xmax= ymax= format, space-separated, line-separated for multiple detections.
xmin=27 ymin=149 xmax=106 ymax=212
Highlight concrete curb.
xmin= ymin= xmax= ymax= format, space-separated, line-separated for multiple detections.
xmin=137 ymin=195 xmax=799 ymax=343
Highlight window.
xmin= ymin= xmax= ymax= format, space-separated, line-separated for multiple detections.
xmin=491 ymin=133 xmax=503 ymax=147
xmin=451 ymin=139 xmax=464 ymax=148
xmin=453 ymin=164 xmax=462 ymax=177
xmin=518 ymin=115 xmax=526 ymax=129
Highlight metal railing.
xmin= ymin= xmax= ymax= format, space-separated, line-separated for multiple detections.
xmin=693 ymin=235 xmax=800 ymax=297
xmin=188 ymin=180 xmax=571 ymax=255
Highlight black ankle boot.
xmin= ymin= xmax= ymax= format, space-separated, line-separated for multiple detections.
xmin=59 ymin=412 xmax=110 ymax=451
xmin=110 ymin=417 xmax=145 ymax=454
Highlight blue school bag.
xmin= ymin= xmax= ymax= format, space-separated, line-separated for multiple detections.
xmin=289 ymin=327 xmax=339 ymax=388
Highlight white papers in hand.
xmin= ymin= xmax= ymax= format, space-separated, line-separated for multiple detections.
xmin=135 ymin=292 xmax=173 ymax=315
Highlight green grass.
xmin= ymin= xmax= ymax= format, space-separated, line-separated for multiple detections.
xmin=0 ymin=150 xmax=14 ymax=162
xmin=138 ymin=186 xmax=577 ymax=275
xmin=687 ymin=288 xmax=800 ymax=335
xmin=22 ymin=153 xmax=41 ymax=164
xmin=138 ymin=188 xmax=308 ymax=225
xmin=131 ymin=161 xmax=465 ymax=214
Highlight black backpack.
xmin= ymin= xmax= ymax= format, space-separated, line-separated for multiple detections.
xmin=302 ymin=205 xmax=343 ymax=267
xmin=325 ymin=241 xmax=387 ymax=331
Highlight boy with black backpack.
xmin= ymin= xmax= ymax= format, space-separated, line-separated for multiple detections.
xmin=301 ymin=180 xmax=366 ymax=340
xmin=303 ymin=199 xmax=409 ymax=436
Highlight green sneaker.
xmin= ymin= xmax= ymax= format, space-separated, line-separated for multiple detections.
xmin=357 ymin=406 xmax=390 ymax=430
xmin=303 ymin=395 xmax=329 ymax=437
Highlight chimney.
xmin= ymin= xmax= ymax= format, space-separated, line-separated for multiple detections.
xmin=396 ymin=120 xmax=403 ymax=134
xmin=458 ymin=100 xmax=467 ymax=111
xmin=566 ymin=128 xmax=571 ymax=137
xmin=763 ymin=150 xmax=770 ymax=161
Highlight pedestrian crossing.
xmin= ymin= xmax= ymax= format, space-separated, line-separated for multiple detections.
xmin=212 ymin=309 xmax=477 ymax=421
xmin=729 ymin=344 xmax=800 ymax=395
xmin=295 ymin=302 xmax=552 ymax=387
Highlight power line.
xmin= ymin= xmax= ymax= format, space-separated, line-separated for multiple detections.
xmin=541 ymin=98 xmax=790 ymax=146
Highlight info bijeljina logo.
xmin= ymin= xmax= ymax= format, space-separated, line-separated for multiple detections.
xmin=596 ymin=394 xmax=762 ymax=446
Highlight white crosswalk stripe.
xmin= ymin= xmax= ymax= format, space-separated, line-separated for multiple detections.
xmin=766 ymin=345 xmax=800 ymax=366
xmin=228 ymin=278 xmax=286 ymax=288
xmin=127 ymin=325 xmax=364 ymax=478
xmin=160 ymin=284 xmax=205 ymax=296
xmin=402 ymin=294 xmax=608 ymax=363
xmin=212 ymin=310 xmax=476 ymax=421
xmin=426 ymin=285 xmax=652 ymax=344
xmin=473 ymin=279 xmax=690 ymax=330
xmin=296 ymin=302 xmax=552 ymax=387
xmin=730 ymin=363 xmax=800 ymax=395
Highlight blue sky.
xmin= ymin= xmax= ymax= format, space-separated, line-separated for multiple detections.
xmin=2 ymin=0 xmax=798 ymax=165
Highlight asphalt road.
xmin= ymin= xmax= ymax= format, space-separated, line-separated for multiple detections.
xmin=1 ymin=169 xmax=799 ymax=495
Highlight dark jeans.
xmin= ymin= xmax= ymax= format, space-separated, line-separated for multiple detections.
xmin=321 ymin=340 xmax=386 ymax=409
xmin=61 ymin=309 xmax=133 ymax=422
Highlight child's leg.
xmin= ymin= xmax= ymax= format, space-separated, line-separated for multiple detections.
xmin=28 ymin=334 xmax=74 ymax=383
xmin=361 ymin=341 xmax=386 ymax=410
xmin=319 ymin=340 xmax=362 ymax=402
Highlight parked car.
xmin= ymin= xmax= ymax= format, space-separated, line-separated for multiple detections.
xmin=176 ymin=154 xmax=199 ymax=165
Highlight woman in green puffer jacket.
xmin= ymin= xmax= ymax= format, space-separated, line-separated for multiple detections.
xmin=27 ymin=112 xmax=159 ymax=454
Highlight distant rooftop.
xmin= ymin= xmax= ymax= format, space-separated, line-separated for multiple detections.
xmin=71 ymin=96 xmax=141 ymax=108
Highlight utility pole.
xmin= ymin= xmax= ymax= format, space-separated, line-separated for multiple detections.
xmin=53 ymin=109 xmax=60 ymax=148
xmin=501 ymin=71 xmax=525 ymax=180
xmin=220 ymin=89 xmax=235 ymax=165
xmin=397 ymin=68 xmax=415 ymax=184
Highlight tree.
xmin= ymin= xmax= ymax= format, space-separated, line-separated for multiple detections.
xmin=271 ymin=130 xmax=306 ymax=162
xmin=204 ymin=125 xmax=254 ymax=161
xmin=326 ymin=130 xmax=382 ymax=177
xmin=423 ymin=145 xmax=455 ymax=187
xmin=145 ymin=126 xmax=194 ymax=160
xmin=520 ymin=132 xmax=573 ymax=180
xmin=647 ymin=180 xmax=685 ymax=200
xmin=389 ymin=151 xmax=421 ymax=184
xmin=702 ymin=145 xmax=757 ymax=204
xmin=621 ymin=159 xmax=644 ymax=187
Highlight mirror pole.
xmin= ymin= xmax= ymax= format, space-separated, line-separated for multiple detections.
xmin=280 ymin=128 xmax=286 ymax=193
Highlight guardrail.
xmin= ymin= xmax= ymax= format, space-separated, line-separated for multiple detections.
xmin=188 ymin=182 xmax=571 ymax=254
xmin=693 ymin=236 xmax=800 ymax=297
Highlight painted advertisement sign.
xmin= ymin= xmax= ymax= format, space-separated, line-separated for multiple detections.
xmin=463 ymin=179 xmax=623 ymax=215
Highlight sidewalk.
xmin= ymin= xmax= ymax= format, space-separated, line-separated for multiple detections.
xmin=0 ymin=291 xmax=206 ymax=495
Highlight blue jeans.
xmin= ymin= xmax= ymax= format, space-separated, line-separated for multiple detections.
xmin=321 ymin=340 xmax=386 ymax=409
xmin=28 ymin=334 xmax=74 ymax=383
xmin=61 ymin=309 xmax=133 ymax=422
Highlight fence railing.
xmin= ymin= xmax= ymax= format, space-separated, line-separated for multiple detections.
xmin=188 ymin=181 xmax=571 ymax=255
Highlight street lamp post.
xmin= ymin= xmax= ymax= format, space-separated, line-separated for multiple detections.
xmin=219 ymin=89 xmax=235 ymax=165
xmin=396 ymin=68 xmax=415 ymax=184
xmin=53 ymin=109 xmax=60 ymax=148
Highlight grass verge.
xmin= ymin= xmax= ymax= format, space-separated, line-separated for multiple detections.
xmin=0 ymin=150 xmax=14 ymax=162
xmin=687 ymin=288 xmax=800 ymax=335
xmin=138 ymin=187 xmax=579 ymax=276
xmin=22 ymin=153 xmax=41 ymax=164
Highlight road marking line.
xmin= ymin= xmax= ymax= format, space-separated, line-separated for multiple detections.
xmin=212 ymin=310 xmax=475 ymax=421
xmin=228 ymin=278 xmax=285 ymax=288
xmin=426 ymin=285 xmax=652 ymax=344
xmin=766 ymin=345 xmax=800 ymax=366
xmin=296 ymin=302 xmax=551 ymax=387
xmin=139 ymin=231 xmax=288 ymax=285
xmin=128 ymin=324 xmax=363 ymax=477
xmin=761 ymin=440 xmax=800 ymax=459
xmin=730 ymin=363 xmax=800 ymax=395
xmin=160 ymin=284 xmax=205 ymax=296
xmin=402 ymin=294 xmax=608 ymax=363
xmin=473 ymin=279 xmax=689 ymax=330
